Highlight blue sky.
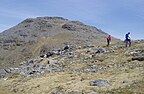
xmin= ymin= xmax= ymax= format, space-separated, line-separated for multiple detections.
xmin=0 ymin=0 xmax=144 ymax=40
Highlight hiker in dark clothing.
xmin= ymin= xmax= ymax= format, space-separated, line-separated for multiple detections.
xmin=107 ymin=35 xmax=112 ymax=46
xmin=125 ymin=32 xmax=131 ymax=47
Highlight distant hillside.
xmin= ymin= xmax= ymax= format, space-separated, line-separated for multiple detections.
xmin=0 ymin=16 xmax=120 ymax=68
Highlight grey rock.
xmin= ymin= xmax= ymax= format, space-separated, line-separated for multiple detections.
xmin=89 ymin=91 xmax=99 ymax=94
xmin=62 ymin=24 xmax=76 ymax=31
xmin=127 ymin=50 xmax=142 ymax=56
xmin=83 ymin=68 xmax=97 ymax=73
xmin=77 ymin=46 xmax=82 ymax=49
xmin=40 ymin=51 xmax=54 ymax=58
xmin=10 ymin=68 xmax=21 ymax=73
xmin=4 ymin=68 xmax=12 ymax=73
xmin=112 ymin=45 xmax=124 ymax=49
xmin=52 ymin=49 xmax=61 ymax=55
xmin=132 ymin=57 xmax=144 ymax=61
xmin=64 ymin=45 xmax=70 ymax=50
xmin=96 ymin=48 xmax=106 ymax=53
xmin=123 ymin=80 xmax=128 ymax=83
xmin=1 ymin=67 xmax=20 ymax=76
xmin=46 ymin=51 xmax=54 ymax=57
xmin=86 ymin=48 xmax=93 ymax=53
xmin=90 ymin=80 xmax=110 ymax=86
xmin=0 ymin=69 xmax=7 ymax=78
xmin=51 ymin=89 xmax=64 ymax=94
xmin=48 ymin=60 xmax=58 ymax=64
xmin=40 ymin=54 xmax=47 ymax=58
xmin=67 ymin=52 xmax=74 ymax=58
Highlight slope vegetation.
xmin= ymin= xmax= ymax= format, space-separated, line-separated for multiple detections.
xmin=0 ymin=40 xmax=144 ymax=94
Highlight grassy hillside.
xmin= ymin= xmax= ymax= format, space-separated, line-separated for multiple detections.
xmin=0 ymin=40 xmax=143 ymax=94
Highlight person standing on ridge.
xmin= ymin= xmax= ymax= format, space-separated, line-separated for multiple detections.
xmin=125 ymin=32 xmax=131 ymax=47
xmin=107 ymin=35 xmax=112 ymax=47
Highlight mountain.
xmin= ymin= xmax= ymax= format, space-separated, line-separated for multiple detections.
xmin=0 ymin=17 xmax=143 ymax=94
xmin=0 ymin=16 xmax=120 ymax=68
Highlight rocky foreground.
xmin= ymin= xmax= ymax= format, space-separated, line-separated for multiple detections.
xmin=0 ymin=40 xmax=144 ymax=94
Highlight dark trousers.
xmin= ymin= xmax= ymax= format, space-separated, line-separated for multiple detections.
xmin=107 ymin=39 xmax=110 ymax=46
xmin=125 ymin=39 xmax=131 ymax=47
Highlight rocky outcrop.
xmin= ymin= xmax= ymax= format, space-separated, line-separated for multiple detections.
xmin=62 ymin=24 xmax=77 ymax=31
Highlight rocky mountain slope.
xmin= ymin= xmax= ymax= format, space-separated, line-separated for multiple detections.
xmin=0 ymin=40 xmax=144 ymax=94
xmin=0 ymin=17 xmax=120 ymax=69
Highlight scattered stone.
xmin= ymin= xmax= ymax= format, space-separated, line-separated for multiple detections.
xmin=86 ymin=48 xmax=93 ymax=53
xmin=90 ymin=80 xmax=110 ymax=86
xmin=0 ymin=69 xmax=7 ymax=78
xmin=127 ymin=50 xmax=142 ymax=56
xmin=4 ymin=68 xmax=12 ymax=73
xmin=77 ymin=46 xmax=82 ymax=49
xmin=46 ymin=51 xmax=54 ymax=57
xmin=40 ymin=54 xmax=47 ymax=58
xmin=89 ymin=91 xmax=99 ymax=94
xmin=83 ymin=68 xmax=97 ymax=73
xmin=132 ymin=57 xmax=144 ymax=61
xmin=51 ymin=90 xmax=62 ymax=94
xmin=123 ymin=80 xmax=128 ymax=84
xmin=82 ymin=90 xmax=86 ymax=94
xmin=96 ymin=48 xmax=106 ymax=53
xmin=112 ymin=45 xmax=124 ymax=49
xmin=40 ymin=51 xmax=55 ymax=58
xmin=64 ymin=45 xmax=70 ymax=50
xmin=48 ymin=60 xmax=58 ymax=64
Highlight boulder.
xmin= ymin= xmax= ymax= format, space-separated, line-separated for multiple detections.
xmin=132 ymin=57 xmax=144 ymax=61
xmin=96 ymin=48 xmax=106 ymax=53
xmin=48 ymin=60 xmax=58 ymax=64
xmin=64 ymin=45 xmax=70 ymax=50
xmin=0 ymin=69 xmax=7 ymax=78
xmin=46 ymin=51 xmax=54 ymax=57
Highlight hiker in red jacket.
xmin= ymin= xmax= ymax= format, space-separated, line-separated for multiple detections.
xmin=107 ymin=35 xmax=112 ymax=46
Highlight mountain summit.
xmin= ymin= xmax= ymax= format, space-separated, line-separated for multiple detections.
xmin=0 ymin=16 xmax=119 ymax=68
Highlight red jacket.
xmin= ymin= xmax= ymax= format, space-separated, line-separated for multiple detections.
xmin=107 ymin=35 xmax=112 ymax=41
